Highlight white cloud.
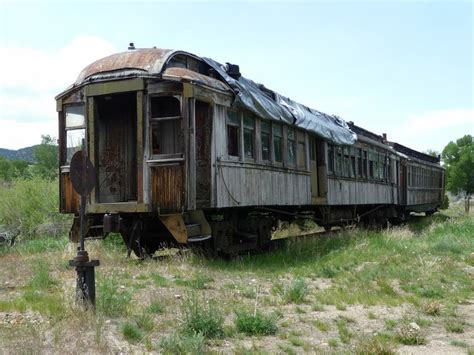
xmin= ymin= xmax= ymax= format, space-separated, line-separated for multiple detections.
xmin=405 ymin=109 xmax=473 ymax=132
xmin=0 ymin=35 xmax=117 ymax=149
xmin=389 ymin=108 xmax=474 ymax=152
xmin=0 ymin=118 xmax=57 ymax=149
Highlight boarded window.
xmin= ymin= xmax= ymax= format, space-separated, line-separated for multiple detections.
xmin=297 ymin=131 xmax=306 ymax=169
xmin=350 ymin=148 xmax=356 ymax=178
xmin=261 ymin=121 xmax=271 ymax=161
xmin=327 ymin=144 xmax=334 ymax=175
xmin=64 ymin=105 xmax=85 ymax=165
xmin=335 ymin=146 xmax=343 ymax=175
xmin=227 ymin=111 xmax=240 ymax=157
xmin=273 ymin=125 xmax=283 ymax=163
xmin=362 ymin=150 xmax=368 ymax=178
xmin=287 ymin=128 xmax=296 ymax=166
xmin=243 ymin=114 xmax=255 ymax=159
xmin=150 ymin=96 xmax=182 ymax=156
xmin=343 ymin=147 xmax=350 ymax=177
xmin=357 ymin=148 xmax=362 ymax=178
xmin=369 ymin=151 xmax=374 ymax=178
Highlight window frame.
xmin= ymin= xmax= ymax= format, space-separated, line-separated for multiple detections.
xmin=148 ymin=94 xmax=184 ymax=160
xmin=63 ymin=103 xmax=86 ymax=167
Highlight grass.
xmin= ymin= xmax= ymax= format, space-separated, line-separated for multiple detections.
xmin=96 ymin=275 xmax=132 ymax=317
xmin=275 ymin=278 xmax=309 ymax=304
xmin=175 ymin=273 xmax=214 ymax=289
xmin=0 ymin=204 xmax=472 ymax=353
xmin=180 ymin=293 xmax=224 ymax=339
xmin=354 ymin=335 xmax=396 ymax=355
xmin=159 ymin=333 xmax=205 ymax=354
xmin=121 ymin=322 xmax=144 ymax=343
xmin=396 ymin=322 xmax=427 ymax=345
xmin=146 ymin=299 xmax=164 ymax=314
xmin=313 ymin=319 xmax=330 ymax=332
xmin=234 ymin=309 xmax=278 ymax=336
xmin=444 ymin=318 xmax=465 ymax=333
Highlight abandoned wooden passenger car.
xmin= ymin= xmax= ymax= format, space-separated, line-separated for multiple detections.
xmin=56 ymin=47 xmax=444 ymax=256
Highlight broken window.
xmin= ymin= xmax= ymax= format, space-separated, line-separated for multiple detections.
xmin=227 ymin=110 xmax=240 ymax=158
xmin=335 ymin=146 xmax=343 ymax=175
xmin=243 ymin=114 xmax=255 ymax=159
xmin=287 ymin=128 xmax=296 ymax=166
xmin=261 ymin=121 xmax=271 ymax=161
xmin=273 ymin=125 xmax=283 ymax=163
xmin=64 ymin=105 xmax=85 ymax=165
xmin=150 ymin=96 xmax=182 ymax=157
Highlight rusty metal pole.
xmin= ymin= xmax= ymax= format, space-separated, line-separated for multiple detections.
xmin=69 ymin=141 xmax=99 ymax=309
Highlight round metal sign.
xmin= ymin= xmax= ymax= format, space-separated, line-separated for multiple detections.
xmin=70 ymin=150 xmax=96 ymax=195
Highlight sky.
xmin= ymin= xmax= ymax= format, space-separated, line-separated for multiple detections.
xmin=0 ymin=0 xmax=472 ymax=153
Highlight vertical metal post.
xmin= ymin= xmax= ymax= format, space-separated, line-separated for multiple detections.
xmin=69 ymin=140 xmax=99 ymax=309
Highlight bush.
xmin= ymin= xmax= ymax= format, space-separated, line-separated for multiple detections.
xmin=121 ymin=322 xmax=143 ymax=343
xmin=440 ymin=193 xmax=450 ymax=210
xmin=180 ymin=294 xmax=224 ymax=339
xmin=234 ymin=309 xmax=278 ymax=336
xmin=354 ymin=335 xmax=395 ymax=355
xmin=396 ymin=323 xmax=427 ymax=345
xmin=159 ymin=333 xmax=205 ymax=354
xmin=282 ymin=278 xmax=309 ymax=304
xmin=0 ymin=177 xmax=68 ymax=239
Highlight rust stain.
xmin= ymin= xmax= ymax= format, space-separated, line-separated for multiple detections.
xmin=77 ymin=48 xmax=173 ymax=83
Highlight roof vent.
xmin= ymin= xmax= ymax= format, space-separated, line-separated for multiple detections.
xmin=128 ymin=42 xmax=136 ymax=50
xmin=225 ymin=62 xmax=241 ymax=80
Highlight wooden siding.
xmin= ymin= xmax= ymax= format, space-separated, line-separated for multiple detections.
xmin=327 ymin=178 xmax=397 ymax=205
xmin=215 ymin=162 xmax=311 ymax=207
xmin=406 ymin=188 xmax=442 ymax=206
xmin=60 ymin=172 xmax=80 ymax=213
xmin=151 ymin=164 xmax=184 ymax=212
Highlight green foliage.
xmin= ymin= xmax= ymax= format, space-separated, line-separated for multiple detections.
xmin=180 ymin=294 xmax=224 ymax=339
xmin=0 ymin=177 xmax=68 ymax=239
xmin=277 ymin=278 xmax=309 ymax=304
xmin=97 ymin=275 xmax=132 ymax=317
xmin=175 ymin=273 xmax=214 ymax=289
xmin=159 ymin=333 xmax=205 ymax=354
xmin=28 ymin=260 xmax=58 ymax=290
xmin=234 ymin=309 xmax=278 ymax=336
xmin=440 ymin=193 xmax=450 ymax=210
xmin=354 ymin=335 xmax=395 ymax=355
xmin=0 ymin=157 xmax=30 ymax=181
xmin=135 ymin=313 xmax=154 ymax=332
xmin=444 ymin=318 xmax=465 ymax=333
xmin=32 ymin=135 xmax=58 ymax=180
xmin=146 ymin=300 xmax=164 ymax=314
xmin=442 ymin=135 xmax=474 ymax=205
xmin=121 ymin=322 xmax=144 ymax=343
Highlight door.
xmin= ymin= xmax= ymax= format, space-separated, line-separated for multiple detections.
xmin=399 ymin=162 xmax=407 ymax=205
xmin=195 ymin=101 xmax=212 ymax=208
xmin=310 ymin=137 xmax=318 ymax=199
xmin=95 ymin=92 xmax=137 ymax=203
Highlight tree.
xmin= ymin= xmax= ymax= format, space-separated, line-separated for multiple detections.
xmin=33 ymin=135 xmax=58 ymax=180
xmin=424 ymin=149 xmax=440 ymax=158
xmin=441 ymin=135 xmax=474 ymax=213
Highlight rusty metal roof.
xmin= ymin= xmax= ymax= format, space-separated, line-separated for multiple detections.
xmin=75 ymin=48 xmax=174 ymax=83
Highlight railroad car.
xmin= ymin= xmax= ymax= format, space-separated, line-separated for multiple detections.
xmin=55 ymin=46 xmax=444 ymax=257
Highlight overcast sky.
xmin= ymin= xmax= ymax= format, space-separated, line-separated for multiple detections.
xmin=0 ymin=0 xmax=472 ymax=152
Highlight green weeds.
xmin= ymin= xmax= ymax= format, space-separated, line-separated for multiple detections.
xmin=234 ymin=309 xmax=278 ymax=336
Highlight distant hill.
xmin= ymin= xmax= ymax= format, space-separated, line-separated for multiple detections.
xmin=0 ymin=146 xmax=38 ymax=163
